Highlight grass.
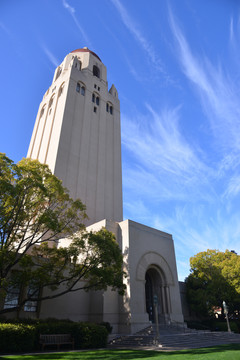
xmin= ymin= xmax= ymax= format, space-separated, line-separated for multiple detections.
xmin=1 ymin=344 xmax=240 ymax=360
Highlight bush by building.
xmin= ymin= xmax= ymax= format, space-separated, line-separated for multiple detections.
xmin=0 ymin=319 xmax=108 ymax=353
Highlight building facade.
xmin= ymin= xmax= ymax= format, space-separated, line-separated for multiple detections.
xmin=26 ymin=48 xmax=184 ymax=333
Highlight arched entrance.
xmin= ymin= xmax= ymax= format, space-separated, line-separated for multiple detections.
xmin=145 ymin=266 xmax=170 ymax=323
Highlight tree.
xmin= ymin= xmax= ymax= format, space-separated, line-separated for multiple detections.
xmin=185 ymin=249 xmax=240 ymax=318
xmin=0 ymin=153 xmax=125 ymax=315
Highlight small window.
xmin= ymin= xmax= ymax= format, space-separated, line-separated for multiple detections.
xmin=94 ymin=106 xmax=97 ymax=113
xmin=94 ymin=84 xmax=97 ymax=89
xmin=106 ymin=103 xmax=109 ymax=112
xmin=81 ymin=86 xmax=85 ymax=96
xmin=96 ymin=96 xmax=99 ymax=106
xmin=98 ymin=86 xmax=100 ymax=91
xmin=110 ymin=106 xmax=113 ymax=115
xmin=76 ymin=83 xmax=80 ymax=93
xmin=93 ymin=65 xmax=100 ymax=78
xmin=92 ymin=93 xmax=95 ymax=103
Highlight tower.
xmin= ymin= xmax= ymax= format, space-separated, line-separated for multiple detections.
xmin=27 ymin=48 xmax=184 ymax=333
xmin=28 ymin=48 xmax=123 ymax=225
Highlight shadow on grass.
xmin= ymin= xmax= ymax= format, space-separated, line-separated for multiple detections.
xmin=1 ymin=344 xmax=240 ymax=360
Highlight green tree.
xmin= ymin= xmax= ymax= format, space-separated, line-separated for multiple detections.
xmin=185 ymin=249 xmax=240 ymax=317
xmin=0 ymin=153 xmax=125 ymax=315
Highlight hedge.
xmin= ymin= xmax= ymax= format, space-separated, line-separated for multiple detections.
xmin=0 ymin=323 xmax=36 ymax=353
xmin=0 ymin=320 xmax=108 ymax=353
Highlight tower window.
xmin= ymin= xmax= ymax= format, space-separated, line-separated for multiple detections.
xmin=96 ymin=96 xmax=99 ymax=106
xmin=93 ymin=65 xmax=100 ymax=78
xmin=94 ymin=106 xmax=97 ymax=113
xmin=76 ymin=82 xmax=85 ymax=95
xmin=106 ymin=103 xmax=113 ymax=114
xmin=92 ymin=93 xmax=95 ymax=103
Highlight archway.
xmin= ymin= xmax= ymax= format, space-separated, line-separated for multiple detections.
xmin=145 ymin=266 xmax=170 ymax=323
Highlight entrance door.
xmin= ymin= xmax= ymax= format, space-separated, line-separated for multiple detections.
xmin=145 ymin=267 xmax=165 ymax=323
xmin=145 ymin=272 xmax=154 ymax=321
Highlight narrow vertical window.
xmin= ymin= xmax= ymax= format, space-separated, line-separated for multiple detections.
xmin=76 ymin=83 xmax=80 ymax=93
xmin=106 ymin=103 xmax=109 ymax=112
xmin=94 ymin=106 xmax=97 ymax=113
xmin=81 ymin=86 xmax=85 ymax=96
xmin=96 ymin=97 xmax=99 ymax=106
xmin=92 ymin=93 xmax=95 ymax=103
xmin=110 ymin=106 xmax=113 ymax=115
xmin=93 ymin=65 xmax=100 ymax=78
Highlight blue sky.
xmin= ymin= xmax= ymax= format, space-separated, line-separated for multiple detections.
xmin=1 ymin=0 xmax=240 ymax=280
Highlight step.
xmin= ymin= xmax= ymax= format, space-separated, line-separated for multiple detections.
xmin=109 ymin=330 xmax=240 ymax=349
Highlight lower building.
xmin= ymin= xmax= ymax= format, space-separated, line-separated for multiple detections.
xmin=38 ymin=219 xmax=184 ymax=333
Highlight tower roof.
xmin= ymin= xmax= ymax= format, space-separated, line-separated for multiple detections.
xmin=71 ymin=47 xmax=102 ymax=62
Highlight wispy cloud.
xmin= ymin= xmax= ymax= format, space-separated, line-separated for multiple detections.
xmin=41 ymin=44 xmax=59 ymax=67
xmin=110 ymin=0 xmax=164 ymax=73
xmin=224 ymin=175 xmax=240 ymax=198
xmin=62 ymin=0 xmax=92 ymax=47
xmin=122 ymin=104 xmax=214 ymax=205
xmin=123 ymin=105 xmax=208 ymax=180
xmin=169 ymin=10 xmax=240 ymax=154
xmin=152 ymin=204 xmax=240 ymax=280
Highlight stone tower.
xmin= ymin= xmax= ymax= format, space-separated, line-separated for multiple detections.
xmin=27 ymin=48 xmax=123 ymax=225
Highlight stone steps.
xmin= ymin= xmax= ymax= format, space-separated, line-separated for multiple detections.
xmin=109 ymin=326 xmax=240 ymax=349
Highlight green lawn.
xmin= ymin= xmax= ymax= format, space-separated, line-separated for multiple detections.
xmin=1 ymin=345 xmax=240 ymax=360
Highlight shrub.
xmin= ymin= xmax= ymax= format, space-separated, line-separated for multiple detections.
xmin=99 ymin=321 xmax=113 ymax=334
xmin=0 ymin=319 xmax=108 ymax=352
xmin=0 ymin=323 xmax=36 ymax=353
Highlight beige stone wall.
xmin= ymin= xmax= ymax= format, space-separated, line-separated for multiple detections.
xmin=28 ymin=50 xmax=123 ymax=226
xmin=118 ymin=220 xmax=184 ymax=333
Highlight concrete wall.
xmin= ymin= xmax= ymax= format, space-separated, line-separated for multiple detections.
xmin=27 ymin=49 xmax=123 ymax=226
xmin=118 ymin=219 xmax=184 ymax=333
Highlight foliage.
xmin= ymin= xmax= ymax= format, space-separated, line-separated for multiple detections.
xmin=0 ymin=153 xmax=125 ymax=314
xmin=186 ymin=319 xmax=239 ymax=333
xmin=185 ymin=249 xmax=240 ymax=317
xmin=0 ymin=323 xmax=36 ymax=352
xmin=35 ymin=320 xmax=108 ymax=349
xmin=0 ymin=320 xmax=108 ymax=353
xmin=99 ymin=321 xmax=113 ymax=334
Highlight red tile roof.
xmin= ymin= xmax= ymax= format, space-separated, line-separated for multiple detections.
xmin=71 ymin=48 xmax=101 ymax=62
